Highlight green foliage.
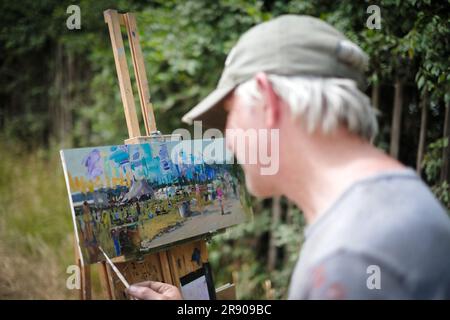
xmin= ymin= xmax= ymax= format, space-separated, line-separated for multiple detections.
xmin=422 ymin=138 xmax=447 ymax=181
xmin=137 ymin=0 xmax=271 ymax=134
xmin=422 ymin=137 xmax=450 ymax=208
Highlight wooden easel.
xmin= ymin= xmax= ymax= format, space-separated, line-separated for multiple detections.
xmin=76 ymin=9 xmax=235 ymax=300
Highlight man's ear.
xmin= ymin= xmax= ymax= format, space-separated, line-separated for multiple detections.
xmin=255 ymin=72 xmax=280 ymax=128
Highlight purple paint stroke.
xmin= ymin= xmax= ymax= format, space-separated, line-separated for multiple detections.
xmin=83 ymin=149 xmax=103 ymax=179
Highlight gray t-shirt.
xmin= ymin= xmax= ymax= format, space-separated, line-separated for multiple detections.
xmin=288 ymin=169 xmax=450 ymax=299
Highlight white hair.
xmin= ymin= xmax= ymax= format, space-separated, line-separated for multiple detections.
xmin=235 ymin=75 xmax=378 ymax=141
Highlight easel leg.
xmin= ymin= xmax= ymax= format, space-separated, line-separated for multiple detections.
xmin=158 ymin=251 xmax=174 ymax=284
xmin=98 ymin=261 xmax=114 ymax=299
xmin=81 ymin=264 xmax=92 ymax=300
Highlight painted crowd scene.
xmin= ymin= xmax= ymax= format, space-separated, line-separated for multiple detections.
xmin=60 ymin=138 xmax=249 ymax=264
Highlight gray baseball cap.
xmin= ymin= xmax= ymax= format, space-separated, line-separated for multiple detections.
xmin=181 ymin=14 xmax=368 ymax=130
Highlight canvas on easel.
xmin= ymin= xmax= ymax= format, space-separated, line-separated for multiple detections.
xmin=60 ymin=138 xmax=251 ymax=265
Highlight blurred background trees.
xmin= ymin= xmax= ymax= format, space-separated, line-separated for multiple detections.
xmin=0 ymin=0 xmax=449 ymax=299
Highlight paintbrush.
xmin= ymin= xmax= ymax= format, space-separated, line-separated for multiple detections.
xmin=98 ymin=246 xmax=130 ymax=289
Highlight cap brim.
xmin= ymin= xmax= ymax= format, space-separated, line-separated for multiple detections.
xmin=182 ymin=86 xmax=235 ymax=131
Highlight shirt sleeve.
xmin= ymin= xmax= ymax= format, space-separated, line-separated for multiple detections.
xmin=303 ymin=250 xmax=410 ymax=299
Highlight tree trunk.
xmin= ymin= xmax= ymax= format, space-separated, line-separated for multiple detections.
xmin=283 ymin=202 xmax=295 ymax=266
xmin=268 ymin=197 xmax=281 ymax=272
xmin=371 ymin=82 xmax=380 ymax=110
xmin=416 ymin=93 xmax=428 ymax=174
xmin=441 ymin=102 xmax=450 ymax=183
xmin=51 ymin=43 xmax=62 ymax=143
xmin=64 ymin=49 xmax=74 ymax=146
xmin=390 ymin=77 xmax=403 ymax=158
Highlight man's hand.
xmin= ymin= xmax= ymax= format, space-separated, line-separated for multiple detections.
xmin=127 ymin=281 xmax=183 ymax=300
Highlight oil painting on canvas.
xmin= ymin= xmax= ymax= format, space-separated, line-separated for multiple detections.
xmin=60 ymin=138 xmax=250 ymax=264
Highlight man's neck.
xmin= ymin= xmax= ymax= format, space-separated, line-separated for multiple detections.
xmin=278 ymin=132 xmax=405 ymax=225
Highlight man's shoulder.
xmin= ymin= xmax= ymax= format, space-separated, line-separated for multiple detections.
xmin=289 ymin=248 xmax=411 ymax=299
xmin=320 ymin=172 xmax=450 ymax=251
xmin=295 ymin=172 xmax=450 ymax=298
